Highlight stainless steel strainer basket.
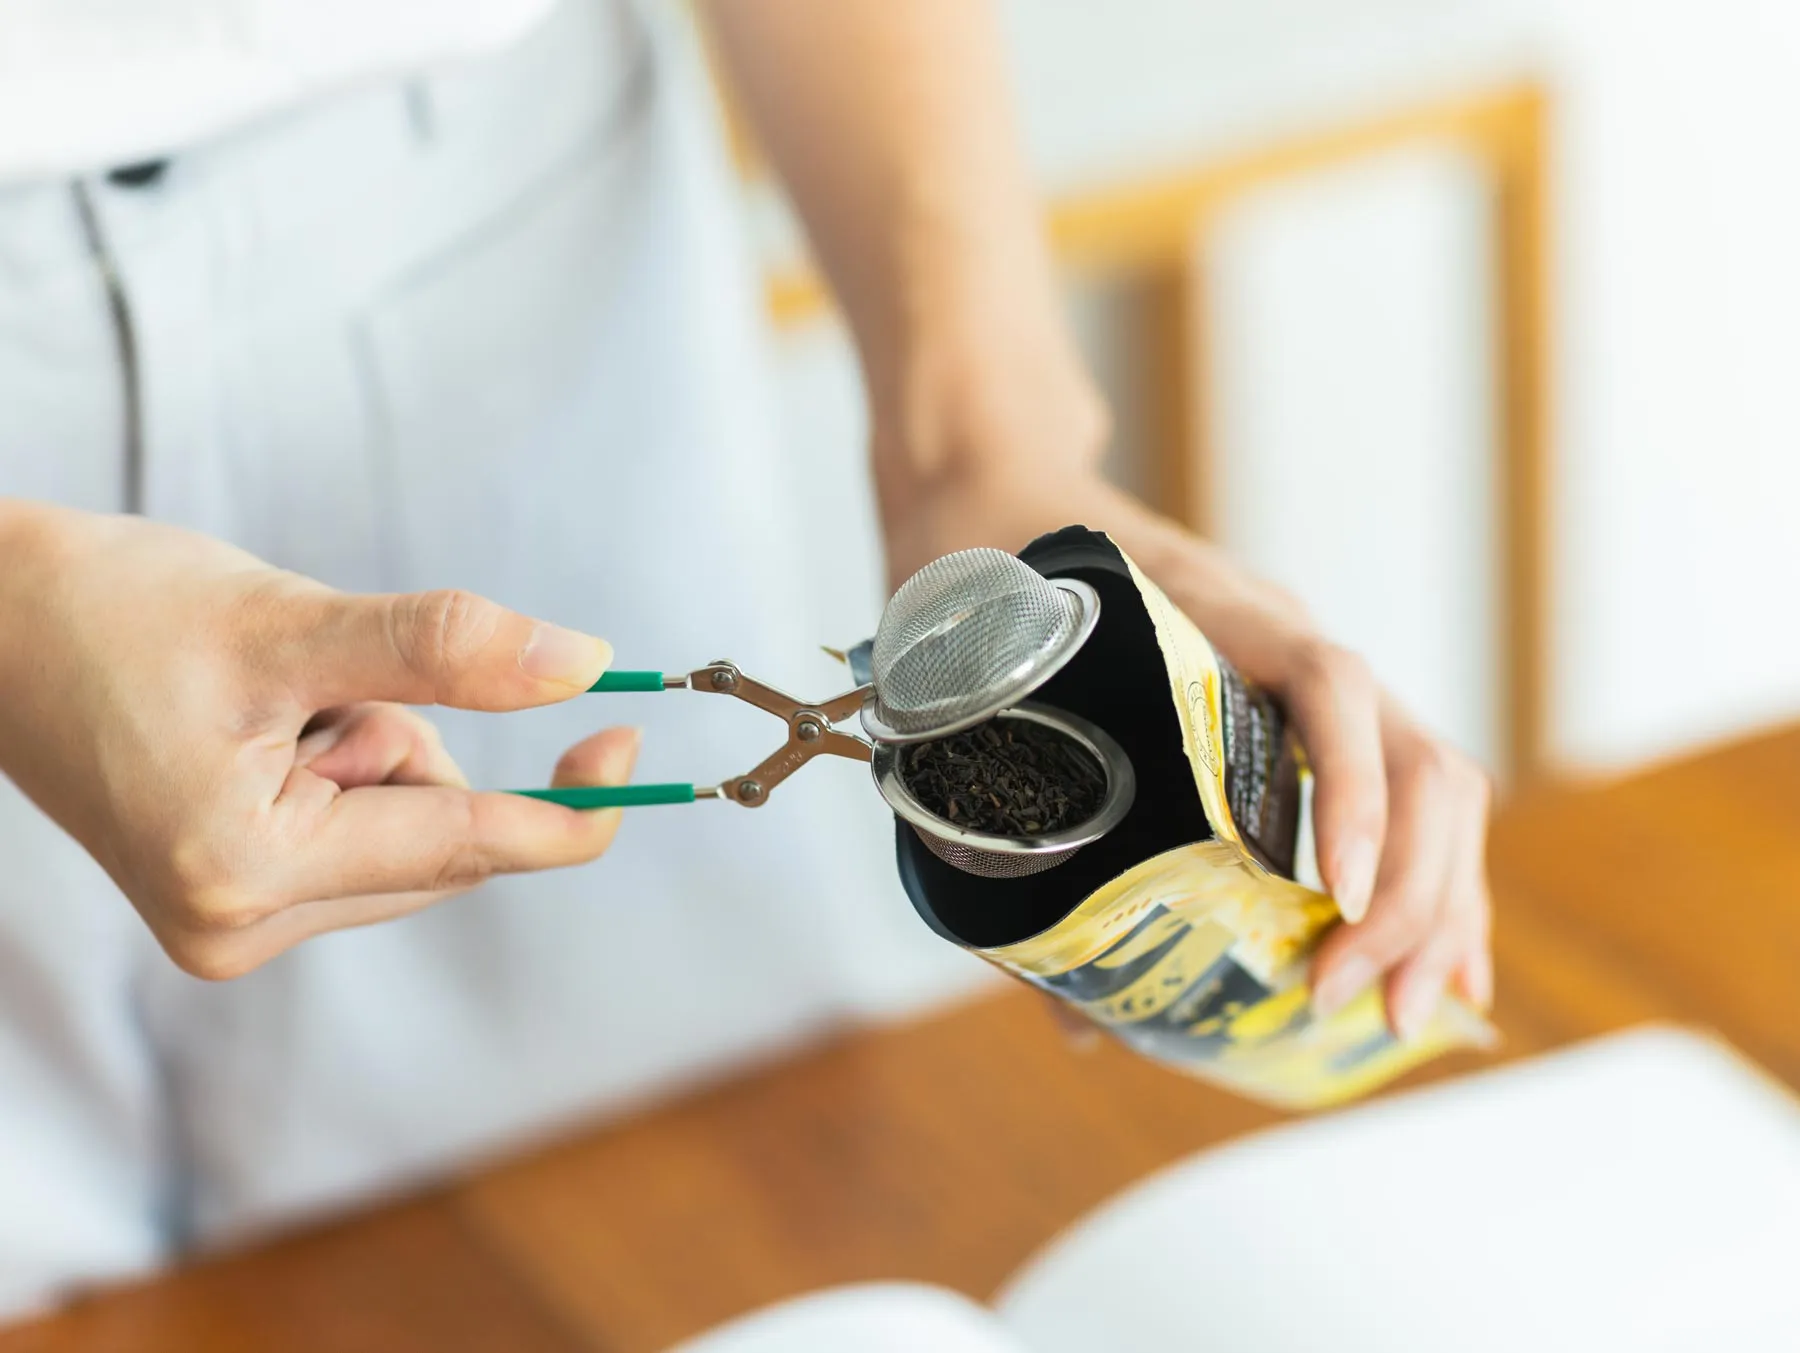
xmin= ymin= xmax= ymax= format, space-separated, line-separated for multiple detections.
xmin=872 ymin=703 xmax=1135 ymax=878
xmin=861 ymin=548 xmax=1100 ymax=743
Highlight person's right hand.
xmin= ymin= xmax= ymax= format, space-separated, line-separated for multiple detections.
xmin=0 ymin=500 xmax=637 ymax=980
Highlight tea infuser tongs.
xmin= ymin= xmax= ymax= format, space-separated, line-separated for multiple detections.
xmin=509 ymin=663 xmax=873 ymax=811
xmin=505 ymin=548 xmax=1113 ymax=836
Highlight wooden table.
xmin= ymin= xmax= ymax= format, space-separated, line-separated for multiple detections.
xmin=7 ymin=726 xmax=1799 ymax=1353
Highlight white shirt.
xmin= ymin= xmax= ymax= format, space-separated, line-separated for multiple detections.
xmin=0 ymin=0 xmax=982 ymax=1317
xmin=0 ymin=0 xmax=558 ymax=181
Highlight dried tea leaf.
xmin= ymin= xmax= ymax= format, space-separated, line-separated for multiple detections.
xmin=900 ymin=716 xmax=1106 ymax=838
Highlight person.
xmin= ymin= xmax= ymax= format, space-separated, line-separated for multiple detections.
xmin=0 ymin=0 xmax=1492 ymax=1318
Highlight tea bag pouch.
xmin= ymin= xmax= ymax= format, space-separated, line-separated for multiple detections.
xmin=889 ymin=527 xmax=1494 ymax=1111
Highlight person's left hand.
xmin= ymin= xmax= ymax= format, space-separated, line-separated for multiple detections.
xmin=887 ymin=465 xmax=1493 ymax=1040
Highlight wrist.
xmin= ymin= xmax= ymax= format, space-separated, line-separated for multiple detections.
xmin=871 ymin=339 xmax=1110 ymax=555
xmin=877 ymin=453 xmax=1120 ymax=591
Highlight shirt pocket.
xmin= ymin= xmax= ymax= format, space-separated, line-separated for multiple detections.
xmin=352 ymin=0 xmax=660 ymax=601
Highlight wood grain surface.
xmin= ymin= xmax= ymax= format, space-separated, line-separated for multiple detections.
xmin=7 ymin=725 xmax=1797 ymax=1352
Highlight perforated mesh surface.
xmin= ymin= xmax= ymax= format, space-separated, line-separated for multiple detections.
xmin=913 ymin=828 xmax=1077 ymax=878
xmin=869 ymin=548 xmax=1082 ymax=739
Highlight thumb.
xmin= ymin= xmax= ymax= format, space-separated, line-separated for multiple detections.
xmin=290 ymin=588 xmax=612 ymax=711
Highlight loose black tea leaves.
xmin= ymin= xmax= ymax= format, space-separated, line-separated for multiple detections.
xmin=900 ymin=716 xmax=1106 ymax=837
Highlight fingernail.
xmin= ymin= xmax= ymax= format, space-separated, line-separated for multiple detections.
xmin=1331 ymin=838 xmax=1377 ymax=924
xmin=520 ymin=625 xmax=612 ymax=688
xmin=1312 ymin=955 xmax=1378 ymax=1019
xmin=1392 ymin=978 xmax=1443 ymax=1042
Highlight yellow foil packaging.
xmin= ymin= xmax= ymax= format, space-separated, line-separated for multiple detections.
xmin=894 ymin=528 xmax=1494 ymax=1110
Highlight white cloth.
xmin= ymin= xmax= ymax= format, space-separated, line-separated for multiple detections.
xmin=0 ymin=0 xmax=988 ymax=1320
xmin=0 ymin=0 xmax=558 ymax=182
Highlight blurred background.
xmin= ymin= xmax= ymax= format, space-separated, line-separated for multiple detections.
xmin=739 ymin=0 xmax=1800 ymax=788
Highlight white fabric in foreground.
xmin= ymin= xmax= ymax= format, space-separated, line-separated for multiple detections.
xmin=672 ymin=1285 xmax=1027 ymax=1353
xmin=1002 ymin=1025 xmax=1800 ymax=1353
xmin=669 ymin=1029 xmax=1800 ymax=1352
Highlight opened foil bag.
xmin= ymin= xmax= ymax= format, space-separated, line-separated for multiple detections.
xmin=884 ymin=527 xmax=1494 ymax=1110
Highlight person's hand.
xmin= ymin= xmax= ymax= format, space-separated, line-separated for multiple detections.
xmin=885 ymin=467 xmax=1493 ymax=1040
xmin=0 ymin=501 xmax=637 ymax=980
xmin=1126 ymin=505 xmax=1495 ymax=1040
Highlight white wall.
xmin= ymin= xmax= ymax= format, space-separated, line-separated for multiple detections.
xmin=1207 ymin=149 xmax=1499 ymax=770
xmin=1544 ymin=1 xmax=1800 ymax=767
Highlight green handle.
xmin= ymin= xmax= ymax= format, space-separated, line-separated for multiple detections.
xmin=588 ymin=670 xmax=667 ymax=693
xmin=508 ymin=671 xmax=685 ymax=806
xmin=511 ymin=783 xmax=698 ymax=809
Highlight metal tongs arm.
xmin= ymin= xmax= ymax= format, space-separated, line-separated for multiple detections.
xmin=508 ymin=662 xmax=870 ymax=811
xmin=679 ymin=662 xmax=871 ymax=807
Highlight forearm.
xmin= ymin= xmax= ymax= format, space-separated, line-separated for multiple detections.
xmin=702 ymin=0 xmax=1106 ymax=545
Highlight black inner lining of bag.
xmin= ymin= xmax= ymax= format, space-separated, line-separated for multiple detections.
xmin=896 ymin=528 xmax=1214 ymax=949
